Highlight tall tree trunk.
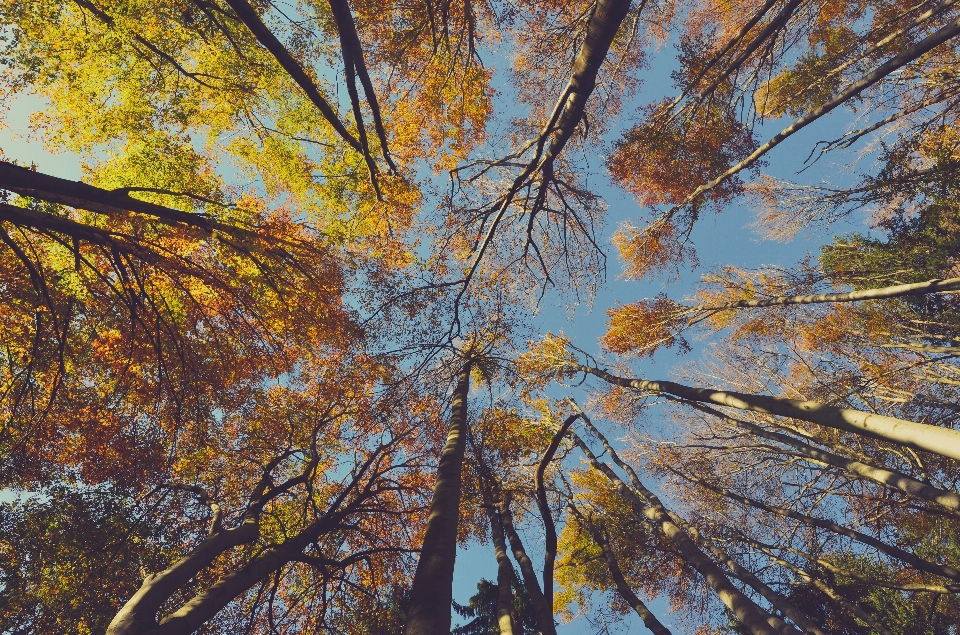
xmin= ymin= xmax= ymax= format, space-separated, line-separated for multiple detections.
xmin=571 ymin=431 xmax=797 ymax=635
xmin=567 ymin=503 xmax=673 ymax=635
xmin=497 ymin=492 xmax=558 ymax=635
xmin=535 ymin=414 xmax=579 ymax=617
xmin=690 ymin=402 xmax=960 ymax=512
xmin=579 ymin=365 xmax=960 ymax=461
xmin=572 ymin=407 xmax=823 ymax=635
xmin=699 ymin=277 xmax=960 ymax=311
xmin=687 ymin=474 xmax=960 ymax=583
xmin=404 ymin=361 xmax=472 ymax=635
xmin=484 ymin=502 xmax=517 ymax=635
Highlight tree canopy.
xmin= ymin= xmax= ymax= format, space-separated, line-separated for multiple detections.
xmin=3 ymin=0 xmax=960 ymax=633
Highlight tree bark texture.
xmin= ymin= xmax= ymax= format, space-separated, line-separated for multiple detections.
xmin=571 ymin=431 xmax=796 ymax=635
xmin=485 ymin=504 xmax=517 ymax=635
xmin=404 ymin=361 xmax=472 ymax=635
xmin=568 ymin=503 xmax=673 ymax=635
xmin=535 ymin=414 xmax=579 ymax=616
xmin=574 ymin=411 xmax=821 ymax=635
xmin=702 ymin=277 xmax=960 ymax=311
xmin=497 ymin=493 xmax=557 ymax=635
xmin=692 ymin=403 xmax=960 ymax=511
xmin=581 ymin=366 xmax=960 ymax=461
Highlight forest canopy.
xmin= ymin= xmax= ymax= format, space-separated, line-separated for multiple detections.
xmin=2 ymin=0 xmax=960 ymax=633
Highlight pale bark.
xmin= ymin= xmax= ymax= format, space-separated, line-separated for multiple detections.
xmin=570 ymin=430 xmax=794 ymax=635
xmin=404 ymin=361 xmax=472 ymax=635
xmin=579 ymin=365 xmax=960 ymax=461
xmin=751 ymin=543 xmax=895 ymax=635
xmin=690 ymin=402 xmax=960 ymax=511
xmin=567 ymin=503 xmax=673 ymax=635
xmin=497 ymin=492 xmax=557 ymax=635
xmin=535 ymin=414 xmax=579 ymax=615
xmin=572 ymin=410 xmax=811 ymax=635
xmin=660 ymin=509 xmax=826 ymax=635
xmin=484 ymin=503 xmax=517 ymax=635
xmin=687 ymin=474 xmax=960 ymax=583
xmin=671 ymin=16 xmax=960 ymax=212
xmin=700 ymin=277 xmax=960 ymax=311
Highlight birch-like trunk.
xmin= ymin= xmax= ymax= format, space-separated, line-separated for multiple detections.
xmin=571 ymin=431 xmax=798 ymax=635
xmin=691 ymin=402 xmax=960 ymax=511
xmin=484 ymin=504 xmax=517 ymax=635
xmin=404 ymin=361 xmax=471 ymax=635
xmin=580 ymin=366 xmax=960 ymax=461
xmin=568 ymin=503 xmax=673 ymax=635
xmin=573 ymin=409 xmax=824 ymax=635
xmin=497 ymin=493 xmax=558 ymax=635
xmin=700 ymin=277 xmax=960 ymax=311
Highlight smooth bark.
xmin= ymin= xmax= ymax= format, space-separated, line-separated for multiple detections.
xmin=572 ymin=411 xmax=812 ymax=635
xmin=570 ymin=430 xmax=794 ymax=635
xmin=484 ymin=503 xmax=517 ymax=635
xmin=673 ymin=16 xmax=960 ymax=211
xmin=688 ymin=475 xmax=960 ymax=583
xmin=535 ymin=414 xmax=579 ymax=615
xmin=700 ymin=277 xmax=960 ymax=311
xmin=0 ymin=161 xmax=216 ymax=231
xmin=404 ymin=361 xmax=472 ymax=635
xmin=690 ymin=402 xmax=960 ymax=511
xmin=579 ymin=365 xmax=960 ymax=461
xmin=567 ymin=503 xmax=673 ymax=635
xmin=497 ymin=492 xmax=557 ymax=635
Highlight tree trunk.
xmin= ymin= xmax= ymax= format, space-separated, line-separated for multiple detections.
xmin=691 ymin=402 xmax=960 ymax=511
xmin=571 ymin=431 xmax=797 ymax=635
xmin=580 ymin=366 xmax=960 ymax=461
xmin=573 ymin=409 xmax=822 ymax=635
xmin=701 ymin=277 xmax=960 ymax=311
xmin=691 ymin=476 xmax=960 ymax=583
xmin=673 ymin=16 xmax=960 ymax=211
xmin=497 ymin=492 xmax=558 ymax=635
xmin=484 ymin=503 xmax=517 ymax=635
xmin=404 ymin=361 xmax=472 ymax=635
xmin=535 ymin=414 xmax=579 ymax=617
xmin=568 ymin=503 xmax=673 ymax=635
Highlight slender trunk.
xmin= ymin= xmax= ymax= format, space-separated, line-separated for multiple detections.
xmin=497 ymin=493 xmax=558 ymax=635
xmin=580 ymin=366 xmax=960 ymax=461
xmin=701 ymin=277 xmax=960 ymax=311
xmin=568 ymin=503 xmax=673 ymax=635
xmin=484 ymin=504 xmax=517 ymax=635
xmin=404 ymin=361 xmax=472 ymax=635
xmin=689 ymin=475 xmax=960 ymax=582
xmin=752 ymin=543 xmax=895 ymax=635
xmin=572 ymin=408 xmax=824 ymax=634
xmin=663 ymin=511 xmax=826 ymax=635
xmin=578 ymin=407 xmax=808 ymax=635
xmin=691 ymin=402 xmax=960 ymax=511
xmin=221 ymin=0 xmax=362 ymax=152
xmin=535 ymin=414 xmax=579 ymax=616
xmin=673 ymin=17 xmax=960 ymax=211
xmin=570 ymin=431 xmax=795 ymax=635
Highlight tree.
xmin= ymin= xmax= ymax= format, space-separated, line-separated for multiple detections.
xmin=6 ymin=0 xmax=960 ymax=633
xmin=452 ymin=574 xmax=539 ymax=635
